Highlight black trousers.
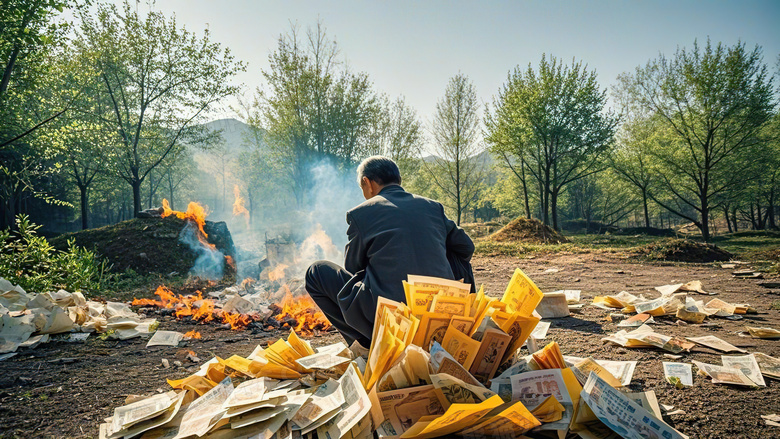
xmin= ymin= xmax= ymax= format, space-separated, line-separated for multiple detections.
xmin=305 ymin=260 xmax=370 ymax=348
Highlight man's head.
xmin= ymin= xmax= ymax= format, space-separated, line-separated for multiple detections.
xmin=356 ymin=156 xmax=401 ymax=200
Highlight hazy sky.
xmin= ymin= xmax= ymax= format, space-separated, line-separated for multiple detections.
xmin=121 ymin=0 xmax=779 ymax=122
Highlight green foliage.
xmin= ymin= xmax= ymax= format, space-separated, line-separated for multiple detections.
xmin=73 ymin=0 xmax=246 ymax=215
xmin=485 ymin=54 xmax=618 ymax=230
xmin=617 ymin=39 xmax=775 ymax=240
xmin=0 ymin=215 xmax=111 ymax=293
xmin=424 ymin=73 xmax=486 ymax=225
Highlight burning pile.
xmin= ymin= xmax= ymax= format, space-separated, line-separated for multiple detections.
xmin=132 ymin=286 xmax=252 ymax=330
xmin=131 ymin=284 xmax=332 ymax=335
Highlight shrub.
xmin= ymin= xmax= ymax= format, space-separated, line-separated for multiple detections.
xmin=0 ymin=215 xmax=111 ymax=293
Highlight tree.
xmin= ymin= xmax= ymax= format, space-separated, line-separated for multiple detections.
xmin=618 ymin=39 xmax=774 ymax=240
xmin=366 ymin=96 xmax=425 ymax=176
xmin=486 ymin=55 xmax=618 ymax=230
xmin=610 ymin=114 xmax=662 ymax=228
xmin=0 ymin=0 xmax=75 ymax=229
xmin=0 ymin=0 xmax=72 ymax=147
xmin=73 ymin=1 xmax=245 ymax=217
xmin=250 ymin=21 xmax=381 ymax=206
xmin=426 ymin=73 xmax=485 ymax=225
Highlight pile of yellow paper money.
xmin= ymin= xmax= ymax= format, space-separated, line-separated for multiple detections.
xmin=99 ymin=268 xmax=693 ymax=439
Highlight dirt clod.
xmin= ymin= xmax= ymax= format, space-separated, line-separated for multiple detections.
xmin=487 ymin=217 xmax=568 ymax=244
xmin=639 ymin=238 xmax=733 ymax=262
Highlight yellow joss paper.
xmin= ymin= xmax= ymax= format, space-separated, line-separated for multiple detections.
xmin=501 ymin=268 xmax=543 ymax=316
xmin=399 ymin=395 xmax=505 ymax=439
xmin=167 ymin=375 xmax=217 ymax=396
xmin=592 ymin=296 xmax=624 ymax=308
xmin=266 ymin=339 xmax=309 ymax=373
xmin=530 ymin=395 xmax=565 ymax=423
xmin=287 ymin=329 xmax=315 ymax=357
xmin=430 ymin=295 xmax=470 ymax=318
xmin=532 ymin=341 xmax=566 ymax=369
xmin=409 ymin=285 xmax=441 ymax=317
xmin=458 ymin=400 xmax=542 ymax=437
xmin=572 ymin=358 xmax=623 ymax=389
xmin=500 ymin=313 xmax=541 ymax=363
xmin=441 ymin=326 xmax=480 ymax=369
xmin=219 ymin=354 xmax=301 ymax=380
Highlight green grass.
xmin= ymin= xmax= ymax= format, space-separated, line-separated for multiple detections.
xmin=709 ymin=231 xmax=780 ymax=261
xmin=475 ymin=231 xmax=780 ymax=264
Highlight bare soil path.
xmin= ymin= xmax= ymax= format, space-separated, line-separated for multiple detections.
xmin=1 ymin=253 xmax=779 ymax=438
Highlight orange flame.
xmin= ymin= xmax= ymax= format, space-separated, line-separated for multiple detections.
xmin=232 ymin=185 xmax=249 ymax=222
xmin=162 ymin=199 xmax=215 ymax=249
xmin=222 ymin=311 xmax=253 ymax=330
xmin=132 ymin=286 xmax=252 ymax=330
xmin=268 ymin=264 xmax=288 ymax=282
xmin=184 ymin=330 xmax=202 ymax=339
xmin=274 ymin=290 xmax=332 ymax=335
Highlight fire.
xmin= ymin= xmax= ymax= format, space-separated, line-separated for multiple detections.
xmin=232 ymin=185 xmax=250 ymax=223
xmin=161 ymin=199 xmax=215 ymax=249
xmin=274 ymin=291 xmax=332 ymax=334
xmin=184 ymin=330 xmax=201 ymax=339
xmin=131 ymin=286 xmax=251 ymax=330
xmin=299 ymin=224 xmax=340 ymax=262
xmin=268 ymin=264 xmax=288 ymax=282
xmin=222 ymin=311 xmax=252 ymax=330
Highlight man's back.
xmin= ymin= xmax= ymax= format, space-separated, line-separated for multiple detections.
xmin=344 ymin=185 xmax=474 ymax=303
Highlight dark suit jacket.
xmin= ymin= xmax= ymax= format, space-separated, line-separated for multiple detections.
xmin=337 ymin=184 xmax=475 ymax=341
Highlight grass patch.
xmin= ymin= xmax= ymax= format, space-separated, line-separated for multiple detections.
xmin=772 ymin=301 xmax=780 ymax=311
xmin=475 ymin=231 xmax=780 ymax=265
xmin=709 ymin=231 xmax=780 ymax=261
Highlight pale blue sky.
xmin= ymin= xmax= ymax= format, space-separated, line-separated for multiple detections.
xmin=127 ymin=0 xmax=780 ymax=122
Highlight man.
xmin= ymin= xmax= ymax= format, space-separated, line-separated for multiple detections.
xmin=305 ymin=156 xmax=475 ymax=349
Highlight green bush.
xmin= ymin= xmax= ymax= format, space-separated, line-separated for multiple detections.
xmin=0 ymin=215 xmax=112 ymax=293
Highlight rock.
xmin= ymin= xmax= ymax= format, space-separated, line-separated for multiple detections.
xmin=161 ymin=358 xmax=170 ymax=368
xmin=173 ymin=360 xmax=183 ymax=367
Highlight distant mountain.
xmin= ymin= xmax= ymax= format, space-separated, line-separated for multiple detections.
xmin=201 ymin=118 xmax=261 ymax=153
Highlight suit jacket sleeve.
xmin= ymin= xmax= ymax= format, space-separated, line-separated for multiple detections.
xmin=443 ymin=208 xmax=475 ymax=261
xmin=344 ymin=212 xmax=368 ymax=274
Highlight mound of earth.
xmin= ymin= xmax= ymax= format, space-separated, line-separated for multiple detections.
xmin=50 ymin=217 xmax=236 ymax=275
xmin=487 ymin=217 xmax=568 ymax=244
xmin=639 ymin=238 xmax=732 ymax=263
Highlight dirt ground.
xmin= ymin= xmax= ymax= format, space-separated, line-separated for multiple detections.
xmin=2 ymin=252 xmax=780 ymax=438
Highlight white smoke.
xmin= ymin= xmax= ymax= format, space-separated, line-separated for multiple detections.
xmin=178 ymin=221 xmax=226 ymax=280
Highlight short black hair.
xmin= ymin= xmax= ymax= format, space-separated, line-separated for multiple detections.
xmin=356 ymin=156 xmax=402 ymax=186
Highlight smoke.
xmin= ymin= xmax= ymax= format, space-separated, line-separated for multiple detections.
xmin=306 ymin=160 xmax=364 ymax=253
xmin=178 ymin=222 xmax=226 ymax=280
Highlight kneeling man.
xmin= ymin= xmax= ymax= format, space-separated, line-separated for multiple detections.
xmin=305 ymin=156 xmax=474 ymax=349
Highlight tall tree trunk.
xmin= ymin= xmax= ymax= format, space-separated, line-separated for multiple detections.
xmin=79 ymin=184 xmax=89 ymax=230
xmin=700 ymin=199 xmax=710 ymax=242
xmin=723 ymin=205 xmax=733 ymax=233
xmin=521 ymin=162 xmax=531 ymax=219
xmin=731 ymin=207 xmax=739 ymax=232
xmin=642 ymin=189 xmax=650 ymax=228
xmin=551 ymin=189 xmax=559 ymax=231
xmin=542 ymin=167 xmax=550 ymax=226
xmin=132 ymin=179 xmax=142 ymax=217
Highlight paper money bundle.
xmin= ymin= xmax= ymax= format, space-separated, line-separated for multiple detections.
xmin=360 ymin=270 xmax=695 ymax=438
xmin=99 ymin=329 xmax=374 ymax=439
xmin=98 ymin=268 xmax=703 ymax=439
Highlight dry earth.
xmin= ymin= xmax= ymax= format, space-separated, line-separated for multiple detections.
xmin=1 ymin=253 xmax=780 ymax=438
